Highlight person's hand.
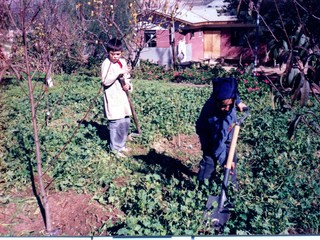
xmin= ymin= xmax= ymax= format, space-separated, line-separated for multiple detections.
xmin=118 ymin=73 xmax=124 ymax=79
xmin=230 ymin=162 xmax=235 ymax=175
xmin=237 ymin=102 xmax=247 ymax=112
xmin=224 ymin=162 xmax=236 ymax=174
xmin=122 ymin=83 xmax=131 ymax=91
xmin=118 ymin=69 xmax=130 ymax=81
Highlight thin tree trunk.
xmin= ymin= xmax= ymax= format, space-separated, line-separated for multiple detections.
xmin=170 ymin=21 xmax=176 ymax=70
xmin=45 ymin=61 xmax=53 ymax=87
xmin=22 ymin=18 xmax=53 ymax=234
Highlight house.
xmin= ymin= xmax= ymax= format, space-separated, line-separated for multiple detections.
xmin=138 ymin=0 xmax=264 ymax=67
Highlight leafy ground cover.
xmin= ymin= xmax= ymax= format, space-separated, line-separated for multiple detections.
xmin=0 ymin=67 xmax=319 ymax=236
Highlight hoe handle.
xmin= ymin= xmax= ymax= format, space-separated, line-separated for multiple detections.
xmin=219 ymin=124 xmax=240 ymax=208
xmin=225 ymin=107 xmax=250 ymax=168
xmin=119 ymin=77 xmax=142 ymax=134
xmin=225 ymin=124 xmax=240 ymax=170
xmin=126 ymin=92 xmax=142 ymax=134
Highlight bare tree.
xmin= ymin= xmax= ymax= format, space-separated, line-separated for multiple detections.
xmin=78 ymin=0 xmax=190 ymax=69
xmin=1 ymin=0 xmax=89 ymax=84
xmin=228 ymin=0 xmax=320 ymax=137
xmin=0 ymin=0 xmax=89 ymax=234
xmin=1 ymin=0 xmax=54 ymax=234
xmin=29 ymin=0 xmax=90 ymax=86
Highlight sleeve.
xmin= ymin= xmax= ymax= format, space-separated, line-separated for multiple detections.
xmin=209 ymin=117 xmax=229 ymax=165
xmin=196 ymin=97 xmax=213 ymax=135
xmin=235 ymin=93 xmax=241 ymax=105
xmin=122 ymin=60 xmax=133 ymax=92
xmin=101 ymin=59 xmax=119 ymax=87
xmin=209 ymin=111 xmax=235 ymax=166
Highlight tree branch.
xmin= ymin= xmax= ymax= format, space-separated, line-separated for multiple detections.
xmin=293 ymin=0 xmax=320 ymax=21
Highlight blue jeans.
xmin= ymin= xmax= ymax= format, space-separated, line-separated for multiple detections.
xmin=108 ymin=117 xmax=130 ymax=151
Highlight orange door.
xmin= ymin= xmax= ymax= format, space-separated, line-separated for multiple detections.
xmin=204 ymin=31 xmax=221 ymax=59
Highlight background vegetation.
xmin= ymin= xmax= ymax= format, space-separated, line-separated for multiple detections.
xmin=1 ymin=0 xmax=320 ymax=236
xmin=1 ymin=64 xmax=319 ymax=235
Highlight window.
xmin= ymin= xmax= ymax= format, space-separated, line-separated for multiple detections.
xmin=230 ymin=30 xmax=244 ymax=47
xmin=145 ymin=30 xmax=157 ymax=47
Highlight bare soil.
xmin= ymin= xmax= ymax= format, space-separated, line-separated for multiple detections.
xmin=0 ymin=190 xmax=123 ymax=236
xmin=0 ymin=134 xmax=201 ymax=236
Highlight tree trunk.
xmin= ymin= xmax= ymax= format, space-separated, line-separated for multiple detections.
xmin=46 ymin=62 xmax=54 ymax=87
xmin=22 ymin=21 xmax=53 ymax=235
xmin=170 ymin=21 xmax=176 ymax=70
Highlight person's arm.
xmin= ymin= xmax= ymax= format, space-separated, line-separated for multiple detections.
xmin=208 ymin=116 xmax=229 ymax=165
xmin=210 ymin=112 xmax=236 ymax=166
xmin=213 ymin=130 xmax=228 ymax=166
xmin=122 ymin=60 xmax=133 ymax=92
xmin=118 ymin=60 xmax=133 ymax=92
xmin=235 ymin=93 xmax=247 ymax=112
xmin=101 ymin=59 xmax=126 ymax=87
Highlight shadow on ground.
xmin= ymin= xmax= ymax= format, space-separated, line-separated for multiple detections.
xmin=133 ymin=149 xmax=197 ymax=181
xmin=79 ymin=120 xmax=109 ymax=141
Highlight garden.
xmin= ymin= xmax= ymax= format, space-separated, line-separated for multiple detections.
xmin=0 ymin=62 xmax=319 ymax=236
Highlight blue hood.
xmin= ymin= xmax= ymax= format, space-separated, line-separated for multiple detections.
xmin=212 ymin=77 xmax=238 ymax=100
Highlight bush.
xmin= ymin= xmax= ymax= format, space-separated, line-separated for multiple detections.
xmin=133 ymin=60 xmax=231 ymax=85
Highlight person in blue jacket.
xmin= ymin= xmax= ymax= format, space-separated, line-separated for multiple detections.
xmin=196 ymin=77 xmax=247 ymax=188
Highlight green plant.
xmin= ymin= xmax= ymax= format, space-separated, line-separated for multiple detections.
xmin=133 ymin=60 xmax=231 ymax=85
xmin=1 ymin=71 xmax=319 ymax=235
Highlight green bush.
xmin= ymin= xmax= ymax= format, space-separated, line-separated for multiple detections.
xmin=133 ymin=60 xmax=230 ymax=85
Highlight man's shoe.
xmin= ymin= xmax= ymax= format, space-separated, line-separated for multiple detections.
xmin=112 ymin=150 xmax=127 ymax=158
xmin=120 ymin=147 xmax=131 ymax=153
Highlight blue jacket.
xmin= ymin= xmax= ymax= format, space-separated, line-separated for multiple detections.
xmin=196 ymin=94 xmax=238 ymax=165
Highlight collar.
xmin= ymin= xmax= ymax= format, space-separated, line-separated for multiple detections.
xmin=115 ymin=60 xmax=122 ymax=68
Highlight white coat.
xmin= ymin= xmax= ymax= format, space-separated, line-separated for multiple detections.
xmin=101 ymin=58 xmax=132 ymax=120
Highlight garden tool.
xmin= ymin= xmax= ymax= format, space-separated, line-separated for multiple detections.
xmin=203 ymin=107 xmax=251 ymax=230
xmin=119 ymin=76 xmax=142 ymax=137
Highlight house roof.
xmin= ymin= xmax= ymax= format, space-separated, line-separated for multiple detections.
xmin=175 ymin=0 xmax=237 ymax=24
xmin=139 ymin=0 xmax=254 ymax=30
xmin=153 ymin=0 xmax=238 ymax=26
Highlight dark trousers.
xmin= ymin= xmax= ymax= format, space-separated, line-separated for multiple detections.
xmin=198 ymin=148 xmax=238 ymax=187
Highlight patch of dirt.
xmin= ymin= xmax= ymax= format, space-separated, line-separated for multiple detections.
xmin=152 ymin=134 xmax=201 ymax=158
xmin=151 ymin=134 xmax=202 ymax=172
xmin=0 ymin=134 xmax=201 ymax=236
xmin=0 ymin=190 xmax=123 ymax=236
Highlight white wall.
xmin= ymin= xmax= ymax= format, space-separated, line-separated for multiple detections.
xmin=139 ymin=47 xmax=173 ymax=68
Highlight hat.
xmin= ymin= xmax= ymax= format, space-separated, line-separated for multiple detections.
xmin=212 ymin=77 xmax=238 ymax=100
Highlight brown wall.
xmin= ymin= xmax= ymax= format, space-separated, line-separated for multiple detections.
xmin=220 ymin=30 xmax=267 ymax=62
